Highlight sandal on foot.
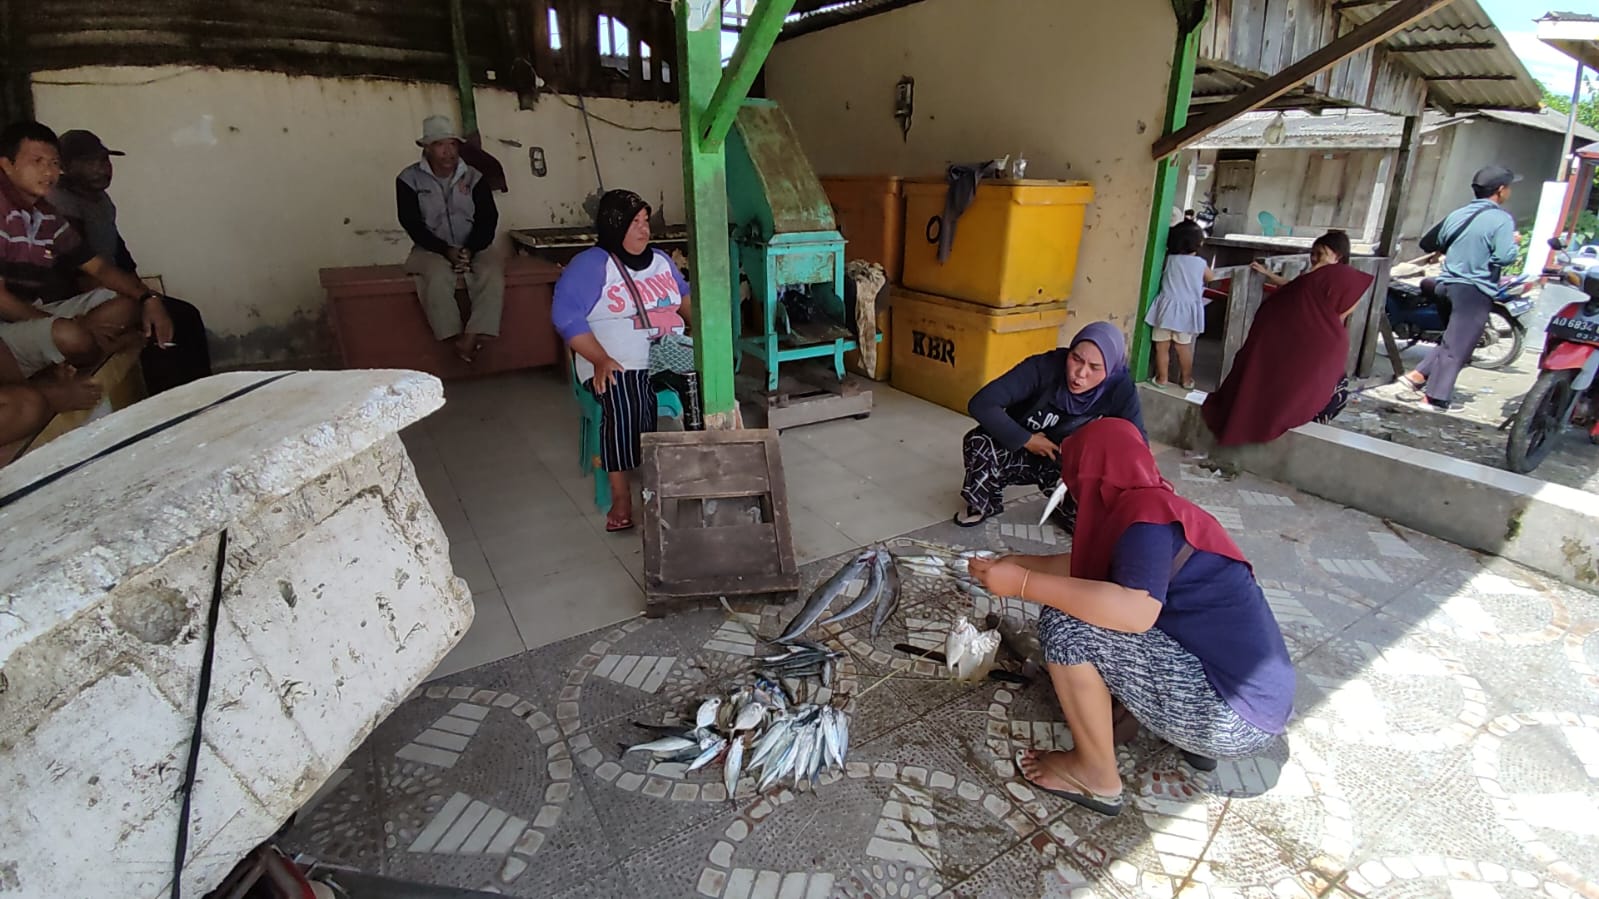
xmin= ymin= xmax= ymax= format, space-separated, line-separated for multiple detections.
xmin=605 ymin=514 xmax=634 ymax=532
xmin=1018 ymin=752 xmax=1124 ymax=817
xmin=1182 ymin=380 xmax=1197 ymax=390
xmin=953 ymin=507 xmax=992 ymax=528
xmin=1179 ymin=750 xmax=1218 ymax=772
xmin=1395 ymin=375 xmax=1425 ymax=393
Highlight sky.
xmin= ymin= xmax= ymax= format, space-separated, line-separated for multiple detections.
xmin=1479 ymin=0 xmax=1587 ymax=94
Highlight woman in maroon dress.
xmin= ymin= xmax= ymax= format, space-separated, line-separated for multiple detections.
xmin=1202 ymin=231 xmax=1374 ymax=447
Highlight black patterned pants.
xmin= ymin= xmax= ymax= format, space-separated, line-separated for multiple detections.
xmin=959 ymin=427 xmax=1076 ymax=526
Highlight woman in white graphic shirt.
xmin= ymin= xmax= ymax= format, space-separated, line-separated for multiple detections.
xmin=553 ymin=189 xmax=696 ymax=532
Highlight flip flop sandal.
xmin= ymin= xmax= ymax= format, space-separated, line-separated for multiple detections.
xmin=1395 ymin=375 xmax=1425 ymax=393
xmin=1017 ymin=752 xmax=1124 ymax=817
xmin=952 ymin=508 xmax=991 ymax=528
xmin=1182 ymin=380 xmax=1197 ymax=390
xmin=605 ymin=516 xmax=634 ymax=533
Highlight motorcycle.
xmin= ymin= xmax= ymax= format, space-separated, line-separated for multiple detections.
xmin=1505 ymin=263 xmax=1599 ymax=473
xmin=1384 ymin=272 xmax=1532 ymax=371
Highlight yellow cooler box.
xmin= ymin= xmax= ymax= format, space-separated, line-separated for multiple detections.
xmin=902 ymin=179 xmax=1093 ymax=307
xmin=889 ymin=288 xmax=1068 ymax=414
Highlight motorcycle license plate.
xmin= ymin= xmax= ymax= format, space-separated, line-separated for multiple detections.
xmin=1547 ymin=315 xmax=1599 ymax=344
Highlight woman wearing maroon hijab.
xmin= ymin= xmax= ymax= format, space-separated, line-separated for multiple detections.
xmin=1202 ymin=231 xmax=1374 ymax=446
xmin=969 ymin=419 xmax=1295 ymax=816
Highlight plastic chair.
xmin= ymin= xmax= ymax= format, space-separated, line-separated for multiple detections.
xmin=1257 ymin=211 xmax=1292 ymax=237
xmin=571 ymin=362 xmax=681 ymax=512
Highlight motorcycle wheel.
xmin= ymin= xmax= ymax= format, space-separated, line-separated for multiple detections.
xmin=1506 ymin=369 xmax=1577 ymax=474
xmin=1470 ymin=311 xmax=1525 ymax=371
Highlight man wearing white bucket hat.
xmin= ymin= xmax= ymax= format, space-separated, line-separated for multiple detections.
xmin=396 ymin=114 xmax=503 ymax=364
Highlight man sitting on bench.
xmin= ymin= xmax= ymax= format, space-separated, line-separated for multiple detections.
xmin=396 ymin=115 xmax=503 ymax=364
xmin=0 ymin=121 xmax=173 ymax=450
xmin=49 ymin=128 xmax=212 ymax=394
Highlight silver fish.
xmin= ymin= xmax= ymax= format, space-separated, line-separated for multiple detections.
xmin=820 ymin=708 xmax=844 ymax=770
xmin=870 ymin=550 xmax=902 ymax=639
xmin=695 ymin=697 xmax=722 ymax=730
xmin=625 ymin=735 xmax=698 ymax=756
xmin=724 ymin=736 xmax=746 ymax=798
xmin=749 ymin=717 xmax=793 ymax=769
xmin=818 ymin=549 xmax=888 ymax=627
xmin=775 ymin=550 xmax=875 ymax=643
xmin=834 ymin=710 xmax=850 ymax=765
xmin=790 ymin=725 xmax=817 ymax=789
xmin=760 ymin=734 xmax=800 ymax=790
xmin=687 ymin=738 xmax=727 ymax=772
xmin=895 ymin=554 xmax=946 ymax=568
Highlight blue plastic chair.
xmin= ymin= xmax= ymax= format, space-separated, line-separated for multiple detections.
xmin=571 ymin=361 xmax=681 ymax=512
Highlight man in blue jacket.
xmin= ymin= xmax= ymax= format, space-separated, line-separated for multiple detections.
xmin=1397 ymin=165 xmax=1521 ymax=411
xmin=956 ymin=322 xmax=1144 ymax=529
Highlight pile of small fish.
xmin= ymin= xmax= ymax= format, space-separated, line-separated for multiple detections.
xmin=624 ymin=676 xmax=850 ymax=797
xmin=775 ymin=546 xmax=901 ymax=643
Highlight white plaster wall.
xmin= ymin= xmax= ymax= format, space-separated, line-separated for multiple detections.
xmin=764 ymin=0 xmax=1176 ymax=337
xmin=31 ymin=67 xmax=685 ymax=368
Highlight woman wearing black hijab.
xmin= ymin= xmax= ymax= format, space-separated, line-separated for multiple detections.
xmin=552 ymin=190 xmax=696 ymax=532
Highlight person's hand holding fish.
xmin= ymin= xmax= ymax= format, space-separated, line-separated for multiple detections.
xmin=967 ymin=556 xmax=1032 ymax=599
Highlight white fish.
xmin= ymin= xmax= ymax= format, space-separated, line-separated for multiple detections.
xmin=724 ymin=736 xmax=746 ymax=798
xmin=1039 ymin=481 xmax=1070 ymax=527
xmin=945 ymin=617 xmax=980 ymax=674
xmin=625 ymin=735 xmax=697 ymax=755
xmin=760 ymin=735 xmax=800 ymax=791
xmin=953 ymin=628 xmax=1002 ymax=681
xmin=695 ymin=698 xmax=722 ymax=730
xmin=733 ymin=701 xmax=767 ymax=734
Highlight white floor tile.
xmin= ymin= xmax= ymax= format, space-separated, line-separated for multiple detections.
xmin=448 ymin=539 xmax=496 ymax=594
xmin=501 ymin=560 xmax=645 ymax=651
xmin=427 ymin=588 xmax=525 ymax=680
xmin=479 ymin=520 xmax=617 ymax=587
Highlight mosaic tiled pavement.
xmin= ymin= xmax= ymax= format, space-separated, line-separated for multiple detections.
xmin=285 ymin=444 xmax=1599 ymax=898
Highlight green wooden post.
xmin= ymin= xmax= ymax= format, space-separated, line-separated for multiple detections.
xmin=701 ymin=0 xmax=798 ymax=151
xmin=678 ymin=3 xmax=738 ymax=427
xmin=449 ymin=0 xmax=478 ymax=134
xmin=1131 ymin=19 xmax=1201 ymax=381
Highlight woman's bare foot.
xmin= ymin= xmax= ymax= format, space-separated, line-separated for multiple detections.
xmin=1019 ymin=748 xmax=1122 ymax=798
xmin=605 ymin=498 xmax=634 ymax=532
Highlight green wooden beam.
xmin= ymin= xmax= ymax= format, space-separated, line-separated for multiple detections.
xmin=449 ymin=0 xmax=478 ymax=134
xmin=678 ymin=2 xmax=739 ymax=428
xmin=700 ymin=0 xmax=798 ymax=151
xmin=1131 ymin=12 xmax=1201 ymax=382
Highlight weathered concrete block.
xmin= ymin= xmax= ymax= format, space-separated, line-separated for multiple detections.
xmin=1139 ymin=385 xmax=1599 ymax=592
xmin=0 ymin=370 xmax=472 ymax=898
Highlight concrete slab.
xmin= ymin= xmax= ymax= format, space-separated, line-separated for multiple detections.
xmin=1 ymin=370 xmax=470 ymax=898
xmin=1138 ymin=384 xmax=1599 ymax=592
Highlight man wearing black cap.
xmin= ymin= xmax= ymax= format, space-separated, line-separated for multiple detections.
xmin=1396 ymin=165 xmax=1522 ymax=410
xmin=49 ymin=128 xmax=211 ymax=394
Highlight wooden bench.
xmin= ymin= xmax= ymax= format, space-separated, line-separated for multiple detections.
xmin=320 ymin=255 xmax=563 ymax=379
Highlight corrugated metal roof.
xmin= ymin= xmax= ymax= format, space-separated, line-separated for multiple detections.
xmin=1189 ymin=106 xmax=1598 ymax=149
xmin=1538 ymin=10 xmax=1599 ymax=71
xmin=1356 ymin=0 xmax=1544 ymax=113
xmin=782 ymin=0 xmax=1543 ymax=114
